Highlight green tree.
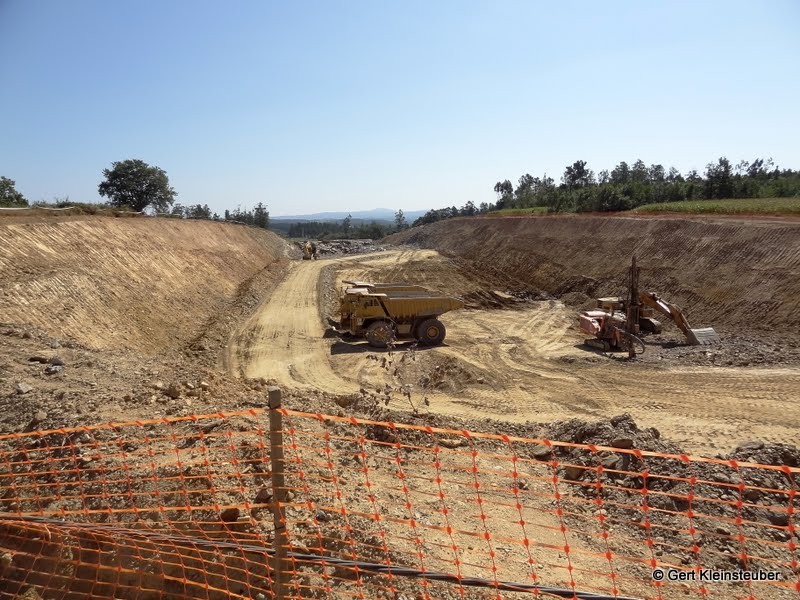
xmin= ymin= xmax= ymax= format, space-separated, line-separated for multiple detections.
xmin=342 ymin=213 xmax=352 ymax=237
xmin=493 ymin=180 xmax=514 ymax=208
xmin=562 ymin=160 xmax=594 ymax=189
xmin=648 ymin=164 xmax=665 ymax=183
xmin=187 ymin=204 xmax=212 ymax=219
xmin=630 ymin=159 xmax=648 ymax=183
xmin=704 ymin=157 xmax=733 ymax=199
xmin=253 ymin=202 xmax=269 ymax=228
xmin=461 ymin=201 xmax=477 ymax=216
xmin=394 ymin=209 xmax=407 ymax=231
xmin=0 ymin=176 xmax=27 ymax=207
xmin=98 ymin=159 xmax=176 ymax=212
xmin=610 ymin=161 xmax=630 ymax=184
xmin=666 ymin=167 xmax=683 ymax=182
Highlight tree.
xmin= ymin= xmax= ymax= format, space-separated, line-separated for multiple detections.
xmin=187 ymin=204 xmax=212 ymax=219
xmin=342 ymin=214 xmax=352 ymax=237
xmin=648 ymin=164 xmax=665 ymax=183
xmin=98 ymin=159 xmax=176 ymax=212
xmin=666 ymin=167 xmax=683 ymax=182
xmin=630 ymin=159 xmax=648 ymax=183
xmin=394 ymin=209 xmax=407 ymax=231
xmin=516 ymin=173 xmax=534 ymax=192
xmin=494 ymin=180 xmax=513 ymax=198
xmin=610 ymin=161 xmax=630 ymax=184
xmin=170 ymin=203 xmax=185 ymax=217
xmin=562 ymin=160 xmax=594 ymax=189
xmin=704 ymin=157 xmax=733 ymax=199
xmin=461 ymin=201 xmax=477 ymax=216
xmin=0 ymin=176 xmax=27 ymax=207
xmin=253 ymin=202 xmax=269 ymax=228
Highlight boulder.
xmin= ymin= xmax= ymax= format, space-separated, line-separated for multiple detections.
xmin=15 ymin=382 xmax=33 ymax=395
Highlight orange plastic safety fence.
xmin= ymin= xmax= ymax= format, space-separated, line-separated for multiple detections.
xmin=0 ymin=407 xmax=796 ymax=600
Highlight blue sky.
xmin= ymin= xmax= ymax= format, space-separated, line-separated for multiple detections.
xmin=1 ymin=1 xmax=798 ymax=216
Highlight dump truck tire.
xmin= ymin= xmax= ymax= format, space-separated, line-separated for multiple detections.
xmin=366 ymin=321 xmax=395 ymax=348
xmin=417 ymin=318 xmax=446 ymax=346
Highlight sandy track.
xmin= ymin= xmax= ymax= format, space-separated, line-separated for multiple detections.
xmin=230 ymin=250 xmax=800 ymax=456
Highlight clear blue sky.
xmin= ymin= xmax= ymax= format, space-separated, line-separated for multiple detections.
xmin=1 ymin=1 xmax=798 ymax=216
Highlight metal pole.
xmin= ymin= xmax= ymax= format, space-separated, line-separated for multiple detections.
xmin=268 ymin=386 xmax=290 ymax=599
xmin=626 ymin=256 xmax=640 ymax=359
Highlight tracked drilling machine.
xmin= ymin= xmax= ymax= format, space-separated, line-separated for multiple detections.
xmin=625 ymin=256 xmax=641 ymax=358
xmin=579 ymin=256 xmax=720 ymax=354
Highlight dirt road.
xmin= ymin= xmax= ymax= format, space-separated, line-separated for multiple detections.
xmin=230 ymin=249 xmax=800 ymax=456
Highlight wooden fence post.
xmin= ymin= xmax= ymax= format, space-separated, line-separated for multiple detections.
xmin=268 ymin=386 xmax=290 ymax=599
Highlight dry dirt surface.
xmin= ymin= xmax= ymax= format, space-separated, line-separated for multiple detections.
xmin=0 ymin=215 xmax=297 ymax=432
xmin=0 ymin=216 xmax=290 ymax=354
xmin=230 ymin=248 xmax=800 ymax=458
xmin=1 ymin=214 xmax=798 ymax=600
xmin=387 ymin=213 xmax=800 ymax=341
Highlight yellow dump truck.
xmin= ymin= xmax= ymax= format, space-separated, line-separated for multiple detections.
xmin=338 ymin=280 xmax=464 ymax=347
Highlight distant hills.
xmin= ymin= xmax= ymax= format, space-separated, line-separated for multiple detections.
xmin=271 ymin=208 xmax=428 ymax=223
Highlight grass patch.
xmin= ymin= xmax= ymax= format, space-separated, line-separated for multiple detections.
xmin=489 ymin=206 xmax=549 ymax=216
xmin=633 ymin=197 xmax=800 ymax=215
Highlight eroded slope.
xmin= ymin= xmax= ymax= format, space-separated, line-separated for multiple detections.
xmin=0 ymin=217 xmax=289 ymax=354
xmin=387 ymin=215 xmax=800 ymax=338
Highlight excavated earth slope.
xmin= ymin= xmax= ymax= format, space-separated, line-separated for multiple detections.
xmin=386 ymin=214 xmax=800 ymax=339
xmin=0 ymin=216 xmax=288 ymax=354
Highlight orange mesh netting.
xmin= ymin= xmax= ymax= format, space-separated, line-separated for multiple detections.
xmin=0 ymin=405 xmax=797 ymax=599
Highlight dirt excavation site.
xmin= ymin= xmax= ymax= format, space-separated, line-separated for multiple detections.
xmin=1 ymin=212 xmax=799 ymax=600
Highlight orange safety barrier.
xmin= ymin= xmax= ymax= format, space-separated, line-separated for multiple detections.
xmin=0 ymin=399 xmax=797 ymax=600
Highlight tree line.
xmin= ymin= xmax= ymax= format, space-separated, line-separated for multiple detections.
xmin=1 ymin=160 xmax=271 ymax=230
xmin=409 ymin=156 xmax=799 ymax=228
xmin=283 ymin=210 xmax=408 ymax=240
xmin=493 ymin=156 xmax=800 ymax=214
xmin=411 ymin=201 xmax=494 ymax=226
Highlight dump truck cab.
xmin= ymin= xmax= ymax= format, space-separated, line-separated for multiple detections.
xmin=339 ymin=280 xmax=464 ymax=347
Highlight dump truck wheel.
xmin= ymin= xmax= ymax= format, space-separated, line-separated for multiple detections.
xmin=366 ymin=321 xmax=395 ymax=348
xmin=417 ymin=318 xmax=446 ymax=346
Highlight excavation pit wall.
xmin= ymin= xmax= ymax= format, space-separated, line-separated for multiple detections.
xmin=0 ymin=217 xmax=290 ymax=355
xmin=386 ymin=215 xmax=800 ymax=339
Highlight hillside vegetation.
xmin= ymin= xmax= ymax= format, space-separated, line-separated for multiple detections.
xmin=412 ymin=156 xmax=800 ymax=227
xmin=634 ymin=197 xmax=800 ymax=215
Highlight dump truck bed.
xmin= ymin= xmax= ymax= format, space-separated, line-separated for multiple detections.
xmin=343 ymin=280 xmax=430 ymax=293
xmin=375 ymin=294 xmax=464 ymax=319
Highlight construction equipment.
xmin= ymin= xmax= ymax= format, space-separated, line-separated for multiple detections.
xmin=580 ymin=256 xmax=720 ymax=353
xmin=639 ymin=292 xmax=721 ymax=345
xmin=579 ymin=309 xmax=646 ymax=353
xmin=302 ymin=241 xmax=317 ymax=260
xmin=336 ymin=280 xmax=464 ymax=348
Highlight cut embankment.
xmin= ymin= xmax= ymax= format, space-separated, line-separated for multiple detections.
xmin=387 ymin=215 xmax=800 ymax=336
xmin=0 ymin=217 xmax=290 ymax=354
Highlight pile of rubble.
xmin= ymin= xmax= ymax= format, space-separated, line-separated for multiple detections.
xmin=530 ymin=412 xmax=798 ymax=573
xmin=296 ymin=239 xmax=387 ymax=257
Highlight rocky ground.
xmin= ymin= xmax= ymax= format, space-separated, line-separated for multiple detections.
xmin=293 ymin=239 xmax=389 ymax=258
xmin=3 ymin=216 xmax=799 ymax=599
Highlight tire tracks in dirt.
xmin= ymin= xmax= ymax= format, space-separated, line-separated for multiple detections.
xmin=229 ymin=249 xmax=800 ymax=456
